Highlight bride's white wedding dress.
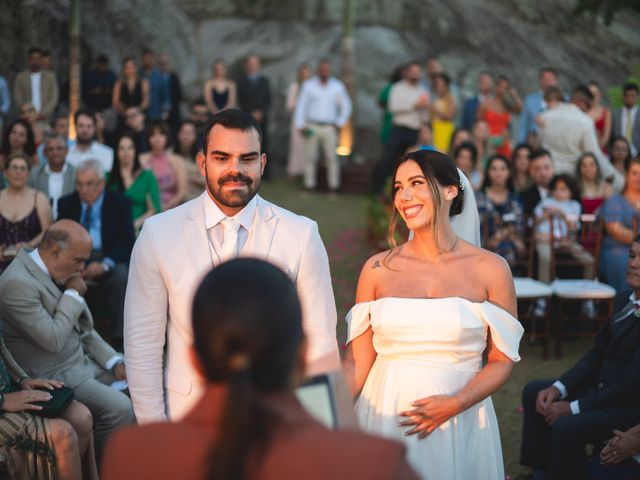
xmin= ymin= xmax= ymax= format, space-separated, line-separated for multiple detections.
xmin=346 ymin=297 xmax=523 ymax=480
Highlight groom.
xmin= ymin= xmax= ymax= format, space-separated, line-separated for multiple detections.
xmin=124 ymin=109 xmax=340 ymax=424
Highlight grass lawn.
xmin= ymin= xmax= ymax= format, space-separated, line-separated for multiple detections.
xmin=261 ymin=178 xmax=591 ymax=480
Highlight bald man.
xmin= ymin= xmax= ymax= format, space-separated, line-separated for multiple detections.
xmin=0 ymin=220 xmax=134 ymax=459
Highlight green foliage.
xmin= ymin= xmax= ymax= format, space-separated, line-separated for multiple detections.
xmin=606 ymin=64 xmax=640 ymax=108
xmin=573 ymin=0 xmax=640 ymax=25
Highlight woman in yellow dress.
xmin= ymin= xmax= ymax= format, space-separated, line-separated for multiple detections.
xmin=430 ymin=73 xmax=457 ymax=153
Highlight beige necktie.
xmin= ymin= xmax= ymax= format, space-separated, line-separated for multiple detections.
xmin=219 ymin=218 xmax=240 ymax=262
xmin=626 ymin=109 xmax=634 ymax=144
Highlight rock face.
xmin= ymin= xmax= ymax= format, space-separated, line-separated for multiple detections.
xmin=2 ymin=0 xmax=639 ymax=163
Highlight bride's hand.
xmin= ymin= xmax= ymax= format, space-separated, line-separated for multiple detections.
xmin=398 ymin=395 xmax=462 ymax=439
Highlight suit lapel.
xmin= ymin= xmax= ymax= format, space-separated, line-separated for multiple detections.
xmin=241 ymin=196 xmax=277 ymax=260
xmin=18 ymin=250 xmax=62 ymax=300
xmin=184 ymin=193 xmax=216 ymax=268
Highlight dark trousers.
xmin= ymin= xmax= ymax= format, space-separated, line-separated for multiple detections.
xmin=372 ymin=125 xmax=419 ymax=193
xmin=521 ymin=379 xmax=640 ymax=480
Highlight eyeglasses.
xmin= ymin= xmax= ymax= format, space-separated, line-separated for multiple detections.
xmin=7 ymin=165 xmax=28 ymax=172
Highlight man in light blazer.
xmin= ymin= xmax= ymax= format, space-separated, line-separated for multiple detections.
xmin=611 ymin=82 xmax=640 ymax=158
xmin=0 ymin=220 xmax=134 ymax=458
xmin=518 ymin=67 xmax=559 ymax=145
xmin=13 ymin=47 xmax=59 ymax=122
xmin=124 ymin=109 xmax=340 ymax=424
xmin=28 ymin=134 xmax=76 ymax=220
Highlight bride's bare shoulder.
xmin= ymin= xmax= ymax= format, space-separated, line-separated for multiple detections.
xmin=459 ymin=241 xmax=512 ymax=276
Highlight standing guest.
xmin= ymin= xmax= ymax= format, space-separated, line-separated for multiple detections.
xmin=140 ymin=49 xmax=168 ymax=122
xmin=29 ymin=134 xmax=76 ymax=220
xmin=236 ymin=54 xmax=271 ymax=156
xmin=123 ymin=105 xmax=148 ymax=153
xmin=0 ymin=153 xmax=52 ymax=273
xmin=107 ymin=132 xmax=161 ymax=234
xmin=453 ymin=141 xmax=481 ymax=190
xmin=610 ymin=135 xmax=632 ymax=175
xmin=82 ymin=54 xmax=117 ymax=113
xmin=0 ymin=74 xmax=10 ymax=135
xmin=378 ymin=65 xmax=406 ymax=147
xmin=0 ymin=118 xmax=37 ymax=169
xmin=65 ymin=109 xmax=114 ymax=173
xmin=575 ymin=152 xmax=612 ymax=215
xmin=204 ymin=59 xmax=236 ymax=115
xmin=124 ymin=109 xmax=340 ymax=424
xmin=157 ymin=53 xmax=182 ymax=134
xmin=174 ymin=120 xmax=205 ymax=200
xmin=36 ymin=114 xmax=71 ymax=164
xmin=13 ymin=47 xmax=59 ymax=122
xmin=139 ymin=121 xmax=187 ymax=210
xmin=294 ymin=59 xmax=352 ymax=193
xmin=424 ymin=57 xmax=461 ymax=114
xmin=112 ymin=56 xmax=149 ymax=132
xmin=520 ymin=149 xmax=555 ymax=215
xmin=476 ymin=154 xmax=526 ymax=273
xmin=512 ymin=143 xmax=532 ymax=192
xmin=0 ymin=220 xmax=134 ymax=462
xmin=19 ymin=102 xmax=50 ymax=147
xmin=518 ymin=67 xmax=559 ymax=144
xmin=345 ymin=149 xmax=523 ymax=479
xmin=587 ymin=81 xmax=611 ymax=153
xmin=94 ymin=110 xmax=114 ymax=147
xmin=539 ymin=85 xmax=623 ymax=191
xmin=599 ymin=157 xmax=640 ymax=293
xmin=470 ymin=118 xmax=490 ymax=166
xmin=461 ymin=71 xmax=494 ymax=130
xmin=611 ymin=82 xmax=639 ymax=158
xmin=104 ymin=259 xmax=418 ymax=480
xmin=478 ymin=75 xmax=523 ymax=159
xmin=430 ymin=73 xmax=457 ymax=153
xmin=58 ymin=160 xmax=136 ymax=349
xmin=373 ymin=61 xmax=429 ymax=193
xmin=285 ymin=62 xmax=312 ymax=178
xmin=533 ymin=174 xmax=594 ymax=284
xmin=190 ymin=99 xmax=210 ymax=152
xmin=520 ymin=237 xmax=640 ymax=479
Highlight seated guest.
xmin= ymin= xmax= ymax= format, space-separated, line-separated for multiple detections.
xmin=58 ymin=160 xmax=135 ymax=349
xmin=123 ymin=105 xmax=148 ymax=153
xmin=0 ymin=221 xmax=134 ymax=462
xmin=600 ymin=157 xmax=640 ymax=293
xmin=476 ymin=154 xmax=526 ymax=274
xmin=102 ymin=258 xmax=417 ymax=480
xmin=0 ymin=334 xmax=98 ymax=479
xmin=36 ymin=114 xmax=72 ymax=164
xmin=520 ymin=149 xmax=555 ymax=215
xmin=609 ymin=135 xmax=632 ymax=176
xmin=591 ymin=423 xmax=640 ymax=478
xmin=511 ymin=143 xmax=532 ymax=192
xmin=29 ymin=134 xmax=76 ymax=220
xmin=0 ymin=153 xmax=52 ymax=273
xmin=520 ymin=236 xmax=640 ymax=479
xmin=65 ymin=110 xmax=114 ymax=173
xmin=106 ymin=132 xmax=161 ymax=234
xmin=575 ymin=152 xmax=612 ymax=215
xmin=452 ymin=141 xmax=481 ymax=190
xmin=534 ymin=174 xmax=594 ymax=284
xmin=0 ymin=118 xmax=37 ymax=169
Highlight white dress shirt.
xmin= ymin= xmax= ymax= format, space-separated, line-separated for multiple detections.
xmin=30 ymin=71 xmax=42 ymax=112
xmin=294 ymin=76 xmax=352 ymax=130
xmin=46 ymin=163 xmax=67 ymax=220
xmin=204 ymin=193 xmax=258 ymax=262
xmin=388 ymin=80 xmax=429 ymax=130
xmin=622 ymin=105 xmax=639 ymax=157
xmin=66 ymin=141 xmax=114 ymax=173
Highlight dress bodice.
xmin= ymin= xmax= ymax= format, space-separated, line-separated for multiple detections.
xmin=346 ymin=297 xmax=523 ymax=372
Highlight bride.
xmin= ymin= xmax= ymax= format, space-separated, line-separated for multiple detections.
xmin=344 ymin=149 xmax=523 ymax=479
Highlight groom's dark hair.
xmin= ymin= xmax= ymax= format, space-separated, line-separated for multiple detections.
xmin=201 ymin=109 xmax=263 ymax=153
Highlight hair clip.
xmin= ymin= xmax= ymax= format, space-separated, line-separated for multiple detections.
xmin=458 ymin=181 xmax=465 ymax=191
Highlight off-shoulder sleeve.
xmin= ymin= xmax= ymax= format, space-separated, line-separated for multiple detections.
xmin=345 ymin=302 xmax=371 ymax=344
xmin=477 ymin=302 xmax=524 ymax=362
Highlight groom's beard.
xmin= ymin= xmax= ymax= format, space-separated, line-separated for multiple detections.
xmin=204 ymin=165 xmax=260 ymax=209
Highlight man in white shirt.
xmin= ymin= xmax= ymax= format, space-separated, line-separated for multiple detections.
xmin=521 ymin=237 xmax=640 ymax=479
xmin=0 ymin=221 xmax=134 ymax=459
xmin=294 ymin=59 xmax=352 ymax=192
xmin=29 ymin=134 xmax=76 ymax=220
xmin=539 ymin=85 xmax=623 ymax=192
xmin=612 ymin=82 xmax=640 ymax=158
xmin=373 ymin=61 xmax=429 ymax=192
xmin=66 ymin=109 xmax=114 ymax=173
xmin=124 ymin=109 xmax=340 ymax=424
xmin=12 ymin=47 xmax=59 ymax=122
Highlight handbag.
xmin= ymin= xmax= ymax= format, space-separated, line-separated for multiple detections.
xmin=32 ymin=386 xmax=75 ymax=418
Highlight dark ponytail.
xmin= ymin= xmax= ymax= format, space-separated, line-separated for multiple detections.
xmin=191 ymin=259 xmax=303 ymax=480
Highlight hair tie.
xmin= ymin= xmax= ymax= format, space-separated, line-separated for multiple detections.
xmin=228 ymin=353 xmax=251 ymax=372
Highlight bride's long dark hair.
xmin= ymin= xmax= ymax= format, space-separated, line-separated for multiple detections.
xmin=191 ymin=258 xmax=303 ymax=480
xmin=387 ymin=149 xmax=464 ymax=251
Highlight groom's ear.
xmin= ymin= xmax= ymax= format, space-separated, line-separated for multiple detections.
xmin=196 ymin=151 xmax=206 ymax=177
